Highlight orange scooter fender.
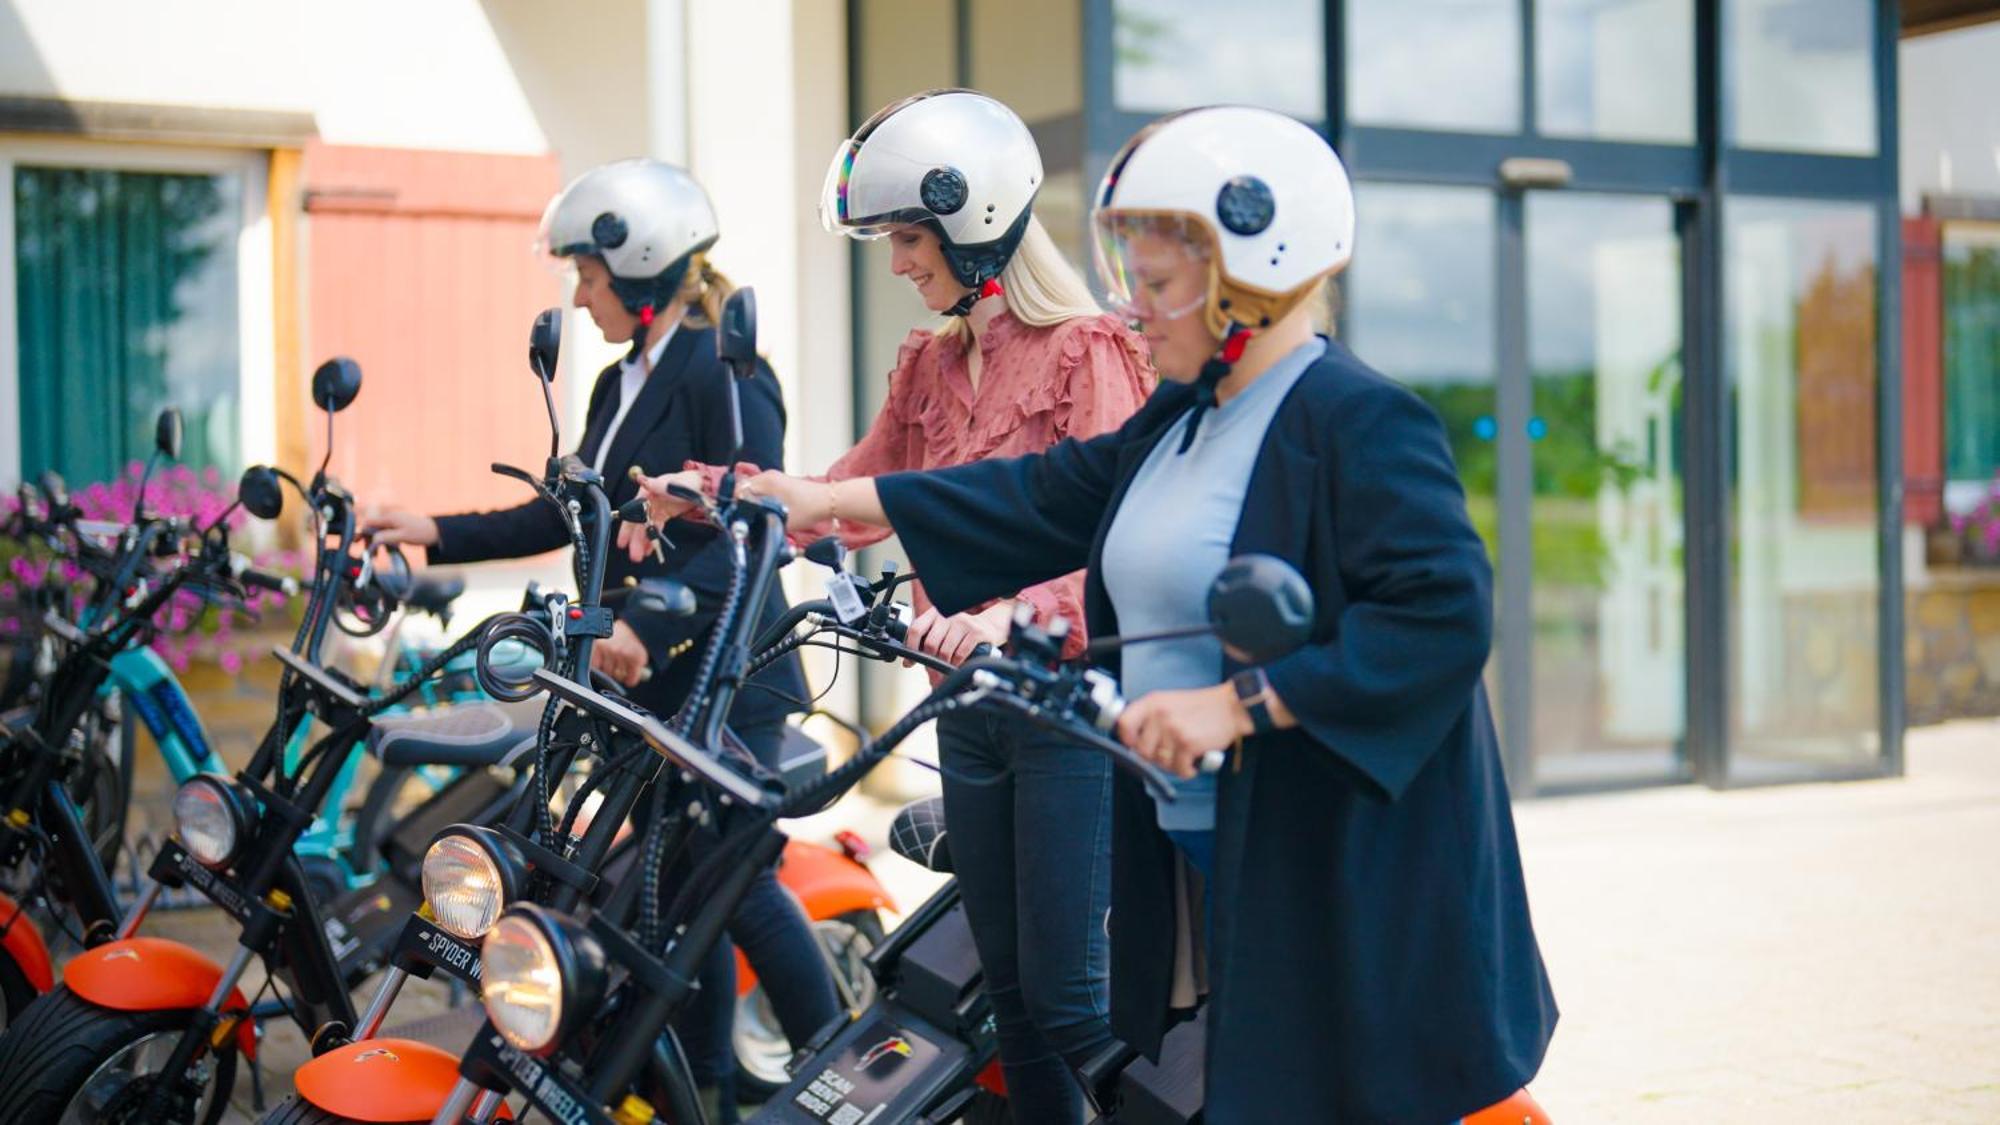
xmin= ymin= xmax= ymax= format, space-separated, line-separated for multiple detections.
xmin=0 ymin=890 xmax=54 ymax=992
xmin=63 ymin=938 xmax=257 ymax=1057
xmin=1466 ymin=1088 xmax=1552 ymax=1124
xmin=296 ymin=1039 xmax=511 ymax=1123
xmin=737 ymin=838 xmax=895 ymax=997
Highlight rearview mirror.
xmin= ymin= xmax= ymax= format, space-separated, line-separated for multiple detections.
xmin=529 ymin=307 xmax=562 ymax=384
xmin=312 ymin=358 xmax=364 ymax=413
xmin=1207 ymin=555 xmax=1314 ymax=664
xmin=718 ymin=287 xmax=757 ymax=376
xmin=237 ymin=466 xmax=285 ymax=521
xmin=155 ymin=408 xmax=184 ymax=460
xmin=40 ymin=469 xmax=68 ymax=510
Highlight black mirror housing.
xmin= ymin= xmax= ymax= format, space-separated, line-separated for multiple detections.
xmin=237 ymin=466 xmax=285 ymax=521
xmin=529 ymin=307 xmax=562 ymax=384
xmin=1207 ymin=554 xmax=1315 ymax=665
xmin=718 ymin=288 xmax=758 ymax=374
xmin=312 ymin=357 xmax=364 ymax=413
xmin=155 ymin=408 xmax=184 ymax=460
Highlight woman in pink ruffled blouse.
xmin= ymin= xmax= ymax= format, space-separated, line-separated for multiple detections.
xmin=632 ymin=91 xmax=1154 ymax=1123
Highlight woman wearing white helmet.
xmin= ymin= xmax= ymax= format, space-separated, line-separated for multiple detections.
xmin=365 ymin=158 xmax=837 ymax=1119
xmin=625 ymin=90 xmax=1156 ymax=1122
xmin=643 ymin=108 xmax=1556 ymax=1121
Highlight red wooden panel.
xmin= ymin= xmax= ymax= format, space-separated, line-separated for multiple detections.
xmin=300 ymin=143 xmax=565 ymax=543
xmin=1903 ymin=216 xmax=1944 ymax=527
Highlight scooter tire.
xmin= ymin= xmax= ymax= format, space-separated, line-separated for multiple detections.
xmin=0 ymin=951 xmax=36 ymax=1033
xmin=0 ymin=986 xmax=237 ymax=1125
xmin=734 ymin=909 xmax=887 ymax=1101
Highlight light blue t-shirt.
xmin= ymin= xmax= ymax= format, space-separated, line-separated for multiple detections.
xmin=1100 ymin=338 xmax=1325 ymax=831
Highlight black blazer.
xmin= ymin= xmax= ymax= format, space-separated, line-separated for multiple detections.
xmin=428 ymin=323 xmax=805 ymax=734
xmin=876 ymin=339 xmax=1556 ymax=1124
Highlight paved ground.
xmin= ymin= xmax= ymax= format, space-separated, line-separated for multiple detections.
xmin=1519 ymin=719 xmax=2000 ymax=1123
xmin=54 ymin=719 xmax=2000 ymax=1122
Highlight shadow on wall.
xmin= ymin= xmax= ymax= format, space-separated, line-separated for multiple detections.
xmin=478 ymin=0 xmax=654 ymax=178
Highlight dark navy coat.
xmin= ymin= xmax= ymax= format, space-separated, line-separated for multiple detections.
xmin=875 ymin=338 xmax=1556 ymax=1123
xmin=429 ymin=323 xmax=805 ymax=730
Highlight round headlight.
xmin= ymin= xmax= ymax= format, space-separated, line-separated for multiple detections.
xmin=421 ymin=826 xmax=522 ymax=940
xmin=172 ymin=775 xmax=253 ymax=869
xmin=482 ymin=905 xmax=604 ymax=1055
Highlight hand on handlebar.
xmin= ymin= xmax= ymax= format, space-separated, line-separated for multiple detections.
xmin=906 ymin=604 xmax=1012 ymax=667
xmin=619 ymin=469 xmax=705 ymax=563
xmin=590 ymin=619 xmax=651 ymax=687
xmin=1114 ymin=683 xmax=1251 ymax=780
xmin=360 ymin=506 xmax=439 ymax=548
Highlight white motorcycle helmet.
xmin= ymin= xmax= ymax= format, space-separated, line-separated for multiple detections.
xmin=1092 ymin=106 xmax=1355 ymax=341
xmin=538 ymin=158 xmax=720 ymax=317
xmin=820 ymin=89 xmax=1043 ymax=293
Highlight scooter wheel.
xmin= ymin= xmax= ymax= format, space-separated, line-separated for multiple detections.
xmin=0 ymin=952 xmax=36 ymax=1033
xmin=0 ymin=987 xmax=238 ymax=1125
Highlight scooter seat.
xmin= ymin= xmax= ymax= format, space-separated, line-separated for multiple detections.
xmin=406 ymin=574 xmax=466 ymax=620
xmin=369 ymin=701 xmax=536 ymax=769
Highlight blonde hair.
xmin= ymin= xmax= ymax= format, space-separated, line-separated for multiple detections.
xmin=677 ymin=253 xmax=735 ymax=330
xmin=937 ymin=216 xmax=1102 ymax=341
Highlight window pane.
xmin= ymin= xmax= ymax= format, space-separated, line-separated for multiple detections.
xmin=1942 ymin=223 xmax=2000 ymax=492
xmin=14 ymin=166 xmax=241 ymax=484
xmin=1725 ymin=197 xmax=1880 ymax=776
xmin=1526 ymin=194 xmax=1686 ymax=788
xmin=1728 ymin=0 xmax=1877 ymax=156
xmin=1114 ymin=0 xmax=1323 ymax=118
xmin=1537 ymin=0 xmax=1694 ymax=144
xmin=1345 ymin=184 xmax=1497 ymax=546
xmin=1347 ymin=0 xmax=1520 ymax=134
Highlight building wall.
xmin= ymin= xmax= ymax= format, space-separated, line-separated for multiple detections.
xmin=1900 ymin=20 xmax=2000 ymax=213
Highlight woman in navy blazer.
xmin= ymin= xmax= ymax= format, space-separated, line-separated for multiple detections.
xmin=368 ymin=160 xmax=829 ymax=1120
xmin=642 ymin=112 xmax=1556 ymax=1121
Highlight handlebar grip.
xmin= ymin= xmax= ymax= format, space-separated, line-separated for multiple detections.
xmin=230 ymin=553 xmax=299 ymax=596
xmin=969 ymin=642 xmax=995 ymax=660
xmin=241 ymin=567 xmax=298 ymax=597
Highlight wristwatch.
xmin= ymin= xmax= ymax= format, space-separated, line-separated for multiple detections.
xmin=1231 ymin=668 xmax=1277 ymax=736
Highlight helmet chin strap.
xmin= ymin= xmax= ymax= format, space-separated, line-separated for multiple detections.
xmin=1177 ymin=322 xmax=1255 ymax=454
xmin=626 ymin=304 xmax=659 ymax=364
xmin=947 ymin=277 xmax=1005 ymax=318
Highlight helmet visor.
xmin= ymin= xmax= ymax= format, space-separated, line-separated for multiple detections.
xmin=1092 ymin=211 xmax=1213 ymax=324
xmin=819 ymin=138 xmax=939 ymax=240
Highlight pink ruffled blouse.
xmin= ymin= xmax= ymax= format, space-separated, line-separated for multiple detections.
xmin=699 ymin=310 xmax=1155 ymax=660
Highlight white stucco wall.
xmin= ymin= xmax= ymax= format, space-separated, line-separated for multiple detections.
xmin=1901 ymin=21 xmax=2000 ymax=213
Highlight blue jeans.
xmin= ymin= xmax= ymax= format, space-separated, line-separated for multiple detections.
xmin=672 ymin=721 xmax=842 ymax=1121
xmin=937 ymin=709 xmax=1116 ymax=1125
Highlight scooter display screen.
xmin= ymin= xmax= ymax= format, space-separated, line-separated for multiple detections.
xmin=752 ymin=1010 xmax=968 ymax=1124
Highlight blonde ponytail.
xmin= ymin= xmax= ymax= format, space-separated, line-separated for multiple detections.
xmin=938 ymin=216 xmax=1103 ymax=342
xmin=677 ymin=254 xmax=736 ymax=330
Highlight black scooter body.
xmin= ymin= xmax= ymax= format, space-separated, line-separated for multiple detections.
xmin=752 ymin=883 xmax=997 ymax=1124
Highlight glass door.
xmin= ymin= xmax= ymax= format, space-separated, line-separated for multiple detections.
xmin=1522 ymin=192 xmax=1689 ymax=789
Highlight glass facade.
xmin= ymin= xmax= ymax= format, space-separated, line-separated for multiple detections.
xmin=843 ymin=0 xmax=1903 ymax=791
xmin=1536 ymin=0 xmax=1695 ymax=144
xmin=1347 ymin=0 xmax=1521 ymax=133
xmin=1727 ymin=0 xmax=1878 ymax=156
xmin=1725 ymin=198 xmax=1881 ymax=777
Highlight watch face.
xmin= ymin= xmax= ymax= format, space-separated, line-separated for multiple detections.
xmin=1232 ymin=668 xmax=1265 ymax=699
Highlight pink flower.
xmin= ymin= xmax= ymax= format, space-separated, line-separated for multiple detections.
xmin=219 ymin=650 xmax=243 ymax=675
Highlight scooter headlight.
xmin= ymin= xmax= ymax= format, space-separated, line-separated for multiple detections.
xmin=172 ymin=775 xmax=256 ymax=869
xmin=482 ymin=905 xmax=605 ymax=1054
xmin=420 ymin=825 xmax=525 ymax=940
